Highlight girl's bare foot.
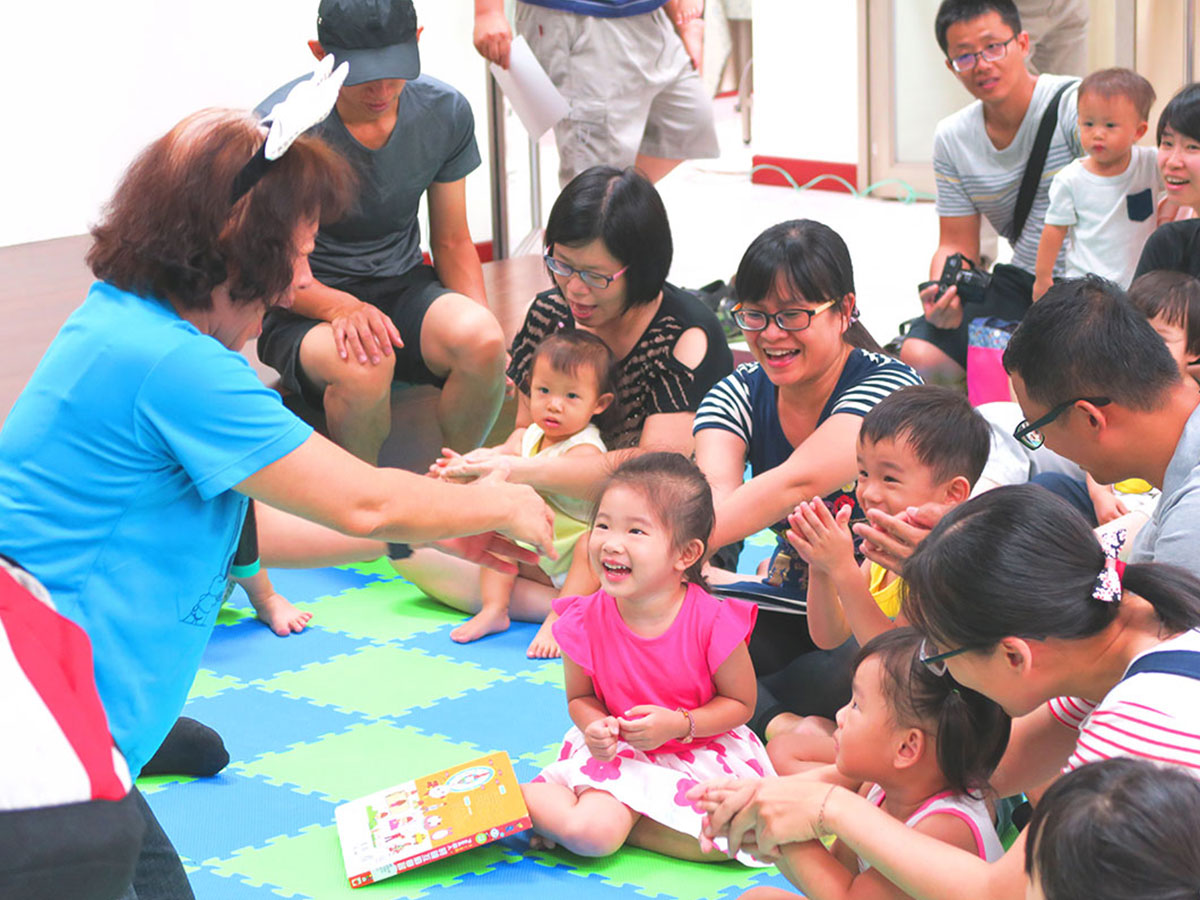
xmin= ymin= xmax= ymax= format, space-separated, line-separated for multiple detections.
xmin=526 ymin=618 xmax=561 ymax=658
xmin=450 ymin=607 xmax=511 ymax=643
xmin=252 ymin=591 xmax=312 ymax=637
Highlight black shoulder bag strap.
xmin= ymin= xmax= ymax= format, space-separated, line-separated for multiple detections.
xmin=1007 ymin=81 xmax=1075 ymax=244
xmin=1120 ymin=649 xmax=1200 ymax=683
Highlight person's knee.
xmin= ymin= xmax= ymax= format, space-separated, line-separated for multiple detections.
xmin=301 ymin=325 xmax=396 ymax=399
xmin=898 ymin=337 xmax=964 ymax=381
xmin=561 ymin=817 xmax=628 ymax=857
xmin=424 ymin=295 xmax=505 ymax=375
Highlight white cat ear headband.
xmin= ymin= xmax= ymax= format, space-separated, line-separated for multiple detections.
xmin=230 ymin=55 xmax=349 ymax=204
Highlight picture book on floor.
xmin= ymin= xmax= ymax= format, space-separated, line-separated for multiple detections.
xmin=334 ymin=751 xmax=531 ymax=888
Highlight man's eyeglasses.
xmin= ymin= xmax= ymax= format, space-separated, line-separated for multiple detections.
xmin=949 ymin=35 xmax=1017 ymax=72
xmin=1013 ymin=396 xmax=1111 ymax=450
xmin=543 ymin=253 xmax=628 ymax=290
xmin=731 ymin=299 xmax=837 ymax=332
xmin=919 ymin=638 xmax=970 ymax=677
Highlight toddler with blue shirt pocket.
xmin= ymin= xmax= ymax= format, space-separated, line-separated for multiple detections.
xmin=1034 ymin=68 xmax=1163 ymax=300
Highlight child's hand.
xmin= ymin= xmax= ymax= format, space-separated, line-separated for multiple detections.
xmin=785 ymin=498 xmax=854 ymax=573
xmin=617 ymin=705 xmax=687 ymax=752
xmin=584 ymin=716 xmax=621 ymax=760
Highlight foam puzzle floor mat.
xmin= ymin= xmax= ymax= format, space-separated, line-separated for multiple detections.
xmin=143 ymin=534 xmax=799 ymax=899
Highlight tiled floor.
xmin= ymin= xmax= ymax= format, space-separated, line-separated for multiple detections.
xmin=146 ymin=537 xmax=786 ymax=900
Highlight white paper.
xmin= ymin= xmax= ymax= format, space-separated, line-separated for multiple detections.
xmin=488 ymin=36 xmax=570 ymax=140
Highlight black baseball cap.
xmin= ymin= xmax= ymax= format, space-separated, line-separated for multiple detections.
xmin=317 ymin=0 xmax=420 ymax=85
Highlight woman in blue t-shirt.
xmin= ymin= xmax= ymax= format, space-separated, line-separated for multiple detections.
xmin=693 ymin=220 xmax=921 ymax=737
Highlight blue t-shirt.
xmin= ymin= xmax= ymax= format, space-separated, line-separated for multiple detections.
xmin=693 ymin=350 xmax=921 ymax=611
xmin=0 ymin=282 xmax=311 ymax=773
xmin=519 ymin=0 xmax=666 ymax=16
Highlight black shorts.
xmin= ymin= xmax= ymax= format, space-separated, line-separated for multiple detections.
xmin=258 ymin=266 xmax=454 ymax=408
xmin=902 ymin=263 xmax=1035 ymax=369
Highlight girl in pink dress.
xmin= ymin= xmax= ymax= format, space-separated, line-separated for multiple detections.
xmin=522 ymin=452 xmax=774 ymax=863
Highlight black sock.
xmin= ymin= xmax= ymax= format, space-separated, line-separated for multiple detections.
xmin=139 ymin=717 xmax=230 ymax=778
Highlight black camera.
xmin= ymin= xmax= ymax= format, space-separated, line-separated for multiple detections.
xmin=932 ymin=253 xmax=990 ymax=304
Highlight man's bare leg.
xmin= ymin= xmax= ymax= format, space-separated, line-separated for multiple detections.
xmin=898 ymin=336 xmax=966 ymax=386
xmin=420 ymin=293 xmax=506 ymax=453
xmin=297 ymin=322 xmax=396 ymax=463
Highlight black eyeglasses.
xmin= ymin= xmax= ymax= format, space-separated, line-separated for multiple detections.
xmin=919 ymin=638 xmax=971 ymax=677
xmin=1013 ymin=396 xmax=1111 ymax=450
xmin=543 ymin=252 xmax=628 ymax=290
xmin=949 ymin=35 xmax=1017 ymax=72
xmin=731 ymin=299 xmax=837 ymax=332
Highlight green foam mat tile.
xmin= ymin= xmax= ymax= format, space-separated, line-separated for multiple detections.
xmin=513 ymin=661 xmax=565 ymax=686
xmin=233 ymin=723 xmax=482 ymax=802
xmin=343 ymin=557 xmax=404 ymax=580
xmin=208 ymin=823 xmax=523 ymax=900
xmin=529 ymin=846 xmax=776 ymax=900
xmin=136 ymin=773 xmax=197 ymax=796
xmin=189 ymin=669 xmax=246 ymax=701
xmin=218 ymin=605 xmax=257 ymax=627
xmin=517 ymin=740 xmax=565 ymax=773
xmin=254 ymin=645 xmax=509 ymax=719
xmin=294 ymin=582 xmax=465 ymax=643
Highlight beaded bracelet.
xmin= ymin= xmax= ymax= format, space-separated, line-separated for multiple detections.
xmin=677 ymin=707 xmax=696 ymax=744
xmin=816 ymin=785 xmax=837 ymax=840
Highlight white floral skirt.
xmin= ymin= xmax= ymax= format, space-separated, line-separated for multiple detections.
xmin=532 ymin=724 xmax=775 ymax=866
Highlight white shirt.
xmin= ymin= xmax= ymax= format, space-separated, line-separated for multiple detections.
xmin=1044 ymin=145 xmax=1162 ymax=286
xmin=934 ymin=74 xmax=1082 ymax=274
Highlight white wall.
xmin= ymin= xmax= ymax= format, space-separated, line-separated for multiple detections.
xmin=3 ymin=1 xmax=490 ymax=249
xmin=751 ymin=3 xmax=861 ymax=166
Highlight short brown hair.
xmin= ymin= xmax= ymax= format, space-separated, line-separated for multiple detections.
xmin=88 ymin=108 xmax=356 ymax=311
xmin=528 ymin=330 xmax=622 ymax=433
xmin=1079 ymin=68 xmax=1156 ymax=121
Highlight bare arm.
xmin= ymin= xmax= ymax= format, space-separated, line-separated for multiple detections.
xmin=289 ymin=278 xmax=403 ymax=366
xmin=775 ymin=811 xmax=984 ymax=900
xmin=1033 ymin=224 xmax=1067 ymax=301
xmin=920 ymin=214 xmax=982 ymax=330
xmin=988 ymin=702 xmax=1077 ymax=799
xmin=694 ymin=427 xmax=749 ymax=507
xmin=427 ymin=179 xmax=487 ymax=306
xmin=709 ymin=413 xmax=862 ymax=550
xmin=236 ymin=431 xmax=553 ymax=552
xmin=473 ymin=0 xmax=512 ymax=68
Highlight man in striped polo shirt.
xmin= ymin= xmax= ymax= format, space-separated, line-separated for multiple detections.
xmin=900 ymin=0 xmax=1083 ymax=381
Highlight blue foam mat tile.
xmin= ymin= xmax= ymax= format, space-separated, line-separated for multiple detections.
xmin=397 ymin=620 xmax=555 ymax=676
xmin=396 ymin=678 xmax=570 ymax=762
xmin=182 ymin=685 xmax=373 ymax=764
xmin=145 ymin=772 xmax=336 ymax=865
xmin=201 ymin=619 xmax=371 ymax=682
xmin=186 ymin=865 xmax=295 ymax=900
xmin=419 ymin=857 xmax=655 ymax=900
xmin=256 ymin=565 xmax=384 ymax=604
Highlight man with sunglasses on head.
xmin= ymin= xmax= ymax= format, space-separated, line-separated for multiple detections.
xmin=257 ymin=0 xmax=507 ymax=464
xmin=899 ymin=0 xmax=1082 ymax=382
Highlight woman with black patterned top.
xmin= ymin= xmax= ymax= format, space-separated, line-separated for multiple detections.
xmin=424 ymin=167 xmax=733 ymax=655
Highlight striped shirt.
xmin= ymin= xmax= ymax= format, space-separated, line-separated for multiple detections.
xmin=933 ymin=74 xmax=1082 ymax=275
xmin=693 ymin=351 xmax=922 ymax=477
xmin=1047 ymin=629 xmax=1200 ymax=775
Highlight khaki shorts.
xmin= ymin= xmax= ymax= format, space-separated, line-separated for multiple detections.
xmin=517 ymin=3 xmax=719 ymax=186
